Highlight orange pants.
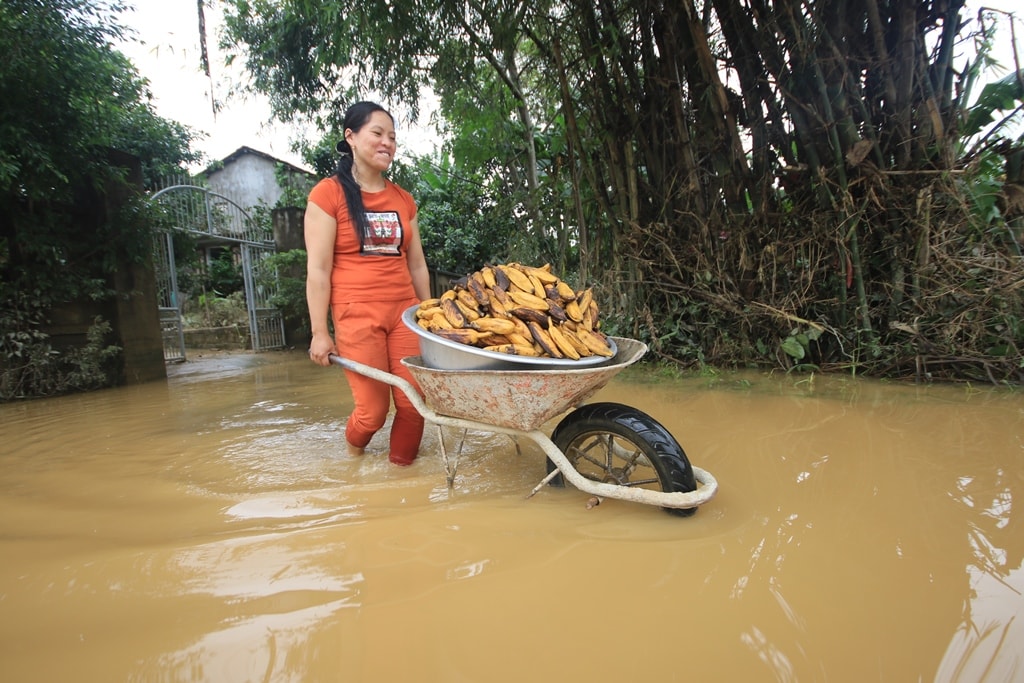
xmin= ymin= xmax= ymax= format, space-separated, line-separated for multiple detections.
xmin=333 ymin=297 xmax=424 ymax=465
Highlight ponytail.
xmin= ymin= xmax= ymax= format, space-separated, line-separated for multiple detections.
xmin=333 ymin=140 xmax=370 ymax=249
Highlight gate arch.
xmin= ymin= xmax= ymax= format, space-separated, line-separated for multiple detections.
xmin=150 ymin=183 xmax=286 ymax=362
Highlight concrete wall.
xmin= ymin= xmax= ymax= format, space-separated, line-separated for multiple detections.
xmin=43 ymin=150 xmax=167 ymax=386
xmin=206 ymin=153 xmax=283 ymax=211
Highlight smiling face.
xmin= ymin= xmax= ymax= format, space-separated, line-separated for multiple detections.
xmin=345 ymin=110 xmax=397 ymax=174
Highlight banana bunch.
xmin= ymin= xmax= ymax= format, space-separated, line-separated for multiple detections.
xmin=414 ymin=263 xmax=615 ymax=360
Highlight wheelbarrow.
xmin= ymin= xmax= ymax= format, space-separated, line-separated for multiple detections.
xmin=328 ymin=336 xmax=717 ymax=516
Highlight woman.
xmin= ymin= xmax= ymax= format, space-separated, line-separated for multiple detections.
xmin=305 ymin=101 xmax=431 ymax=466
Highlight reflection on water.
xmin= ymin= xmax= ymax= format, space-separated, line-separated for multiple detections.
xmin=1 ymin=350 xmax=1022 ymax=682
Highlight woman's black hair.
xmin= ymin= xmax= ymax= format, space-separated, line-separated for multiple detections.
xmin=334 ymin=101 xmax=393 ymax=249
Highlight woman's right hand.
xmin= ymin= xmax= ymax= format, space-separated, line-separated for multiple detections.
xmin=308 ymin=332 xmax=336 ymax=367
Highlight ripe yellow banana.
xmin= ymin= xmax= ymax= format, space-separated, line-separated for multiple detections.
xmin=577 ymin=288 xmax=593 ymax=314
xmin=508 ymin=290 xmax=549 ymax=311
xmin=520 ymin=264 xmax=560 ymax=284
xmin=430 ymin=312 xmax=454 ymax=330
xmin=480 ymin=265 xmax=497 ymax=289
xmin=499 ymin=265 xmax=534 ymax=293
xmin=454 ymin=297 xmax=481 ymax=322
xmin=506 ymin=332 xmax=534 ymax=348
xmin=555 ymin=280 xmax=576 ymax=301
xmin=471 ymin=316 xmax=517 ymax=336
xmin=547 ymin=323 xmax=580 ymax=360
xmin=526 ymin=272 xmax=547 ymax=298
xmin=564 ymin=299 xmax=584 ymax=323
xmin=417 ymin=305 xmax=445 ymax=321
xmin=561 ymin=327 xmax=593 ymax=357
xmin=575 ymin=327 xmax=614 ymax=357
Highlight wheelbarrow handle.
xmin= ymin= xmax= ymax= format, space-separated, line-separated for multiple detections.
xmin=328 ymin=353 xmax=431 ymax=418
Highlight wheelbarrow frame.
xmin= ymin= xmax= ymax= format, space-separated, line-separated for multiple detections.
xmin=329 ymin=347 xmax=717 ymax=512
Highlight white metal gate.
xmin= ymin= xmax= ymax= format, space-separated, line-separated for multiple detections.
xmin=150 ymin=183 xmax=286 ymax=361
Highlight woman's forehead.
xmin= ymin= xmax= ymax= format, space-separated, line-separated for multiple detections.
xmin=365 ymin=111 xmax=395 ymax=131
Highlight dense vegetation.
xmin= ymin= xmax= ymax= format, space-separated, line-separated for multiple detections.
xmin=0 ymin=0 xmax=198 ymax=399
xmin=222 ymin=0 xmax=1023 ymax=383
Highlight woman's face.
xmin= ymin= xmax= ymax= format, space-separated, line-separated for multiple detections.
xmin=346 ymin=111 xmax=397 ymax=173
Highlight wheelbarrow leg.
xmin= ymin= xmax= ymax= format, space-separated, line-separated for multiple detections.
xmin=436 ymin=426 xmax=467 ymax=490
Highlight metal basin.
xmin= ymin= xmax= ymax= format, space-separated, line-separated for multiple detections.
xmin=401 ymin=304 xmax=617 ymax=371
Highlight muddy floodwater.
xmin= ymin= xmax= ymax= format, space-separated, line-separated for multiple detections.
xmin=1 ymin=349 xmax=1022 ymax=682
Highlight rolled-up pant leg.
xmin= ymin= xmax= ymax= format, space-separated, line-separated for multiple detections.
xmin=334 ymin=298 xmax=424 ymax=463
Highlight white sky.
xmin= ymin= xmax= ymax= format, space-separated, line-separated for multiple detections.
xmin=117 ymin=1 xmax=1020 ymax=174
xmin=117 ymin=2 xmax=310 ymax=171
xmin=116 ymin=1 xmax=439 ymax=173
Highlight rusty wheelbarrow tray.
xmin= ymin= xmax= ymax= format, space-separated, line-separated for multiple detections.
xmin=329 ymin=337 xmax=717 ymax=515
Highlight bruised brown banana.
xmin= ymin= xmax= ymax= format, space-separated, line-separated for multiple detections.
xmin=468 ymin=278 xmax=489 ymax=309
xmin=434 ymin=328 xmax=493 ymax=345
xmin=491 ymin=265 xmax=511 ymax=291
xmin=441 ymin=298 xmax=466 ymax=328
xmin=486 ymin=291 xmax=509 ymax=317
xmin=546 ymin=299 xmax=568 ymax=324
xmin=508 ymin=306 xmax=549 ymax=327
xmin=483 ymin=343 xmax=542 ymax=356
xmin=527 ymin=321 xmax=563 ymax=358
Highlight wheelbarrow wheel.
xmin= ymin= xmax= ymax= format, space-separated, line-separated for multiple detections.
xmin=546 ymin=402 xmax=698 ymax=517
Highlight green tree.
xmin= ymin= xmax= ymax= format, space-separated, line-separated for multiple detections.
xmin=1 ymin=0 xmax=199 ymax=399
xmin=219 ymin=0 xmax=1024 ymax=382
xmin=392 ymin=152 xmax=518 ymax=275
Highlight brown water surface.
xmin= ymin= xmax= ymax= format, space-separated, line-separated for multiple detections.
xmin=1 ymin=350 xmax=1022 ymax=682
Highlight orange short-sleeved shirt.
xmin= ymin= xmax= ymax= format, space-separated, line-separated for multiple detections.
xmin=308 ymin=176 xmax=418 ymax=304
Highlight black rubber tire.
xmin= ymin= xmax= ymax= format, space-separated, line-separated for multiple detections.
xmin=547 ymin=402 xmax=698 ymax=517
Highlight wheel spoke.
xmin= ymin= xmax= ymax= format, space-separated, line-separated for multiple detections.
xmin=566 ymin=439 xmax=609 ymax=471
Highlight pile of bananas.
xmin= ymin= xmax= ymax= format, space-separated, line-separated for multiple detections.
xmin=414 ymin=263 xmax=615 ymax=360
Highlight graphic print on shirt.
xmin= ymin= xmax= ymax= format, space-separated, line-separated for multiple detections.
xmin=361 ymin=211 xmax=404 ymax=256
